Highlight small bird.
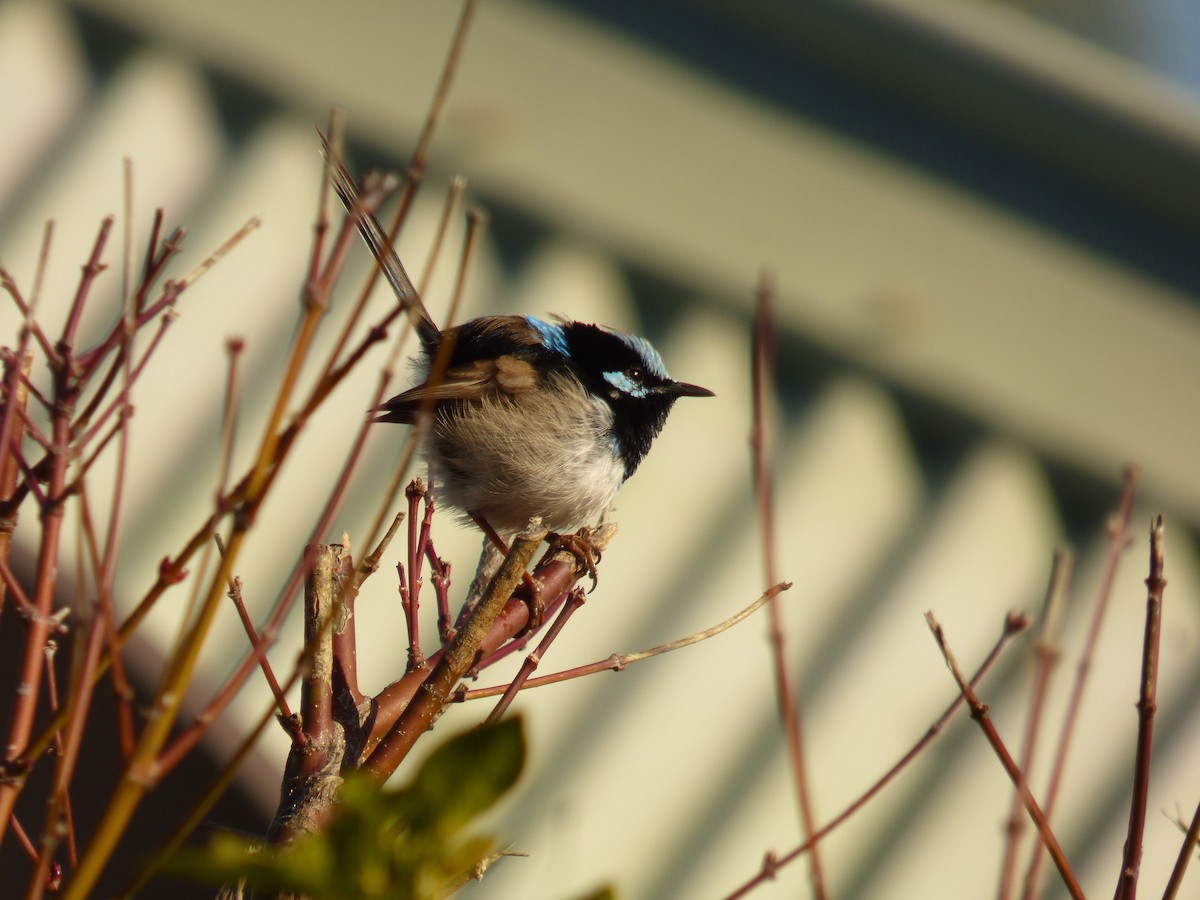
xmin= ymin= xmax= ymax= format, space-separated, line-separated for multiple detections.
xmin=323 ymin=139 xmax=714 ymax=540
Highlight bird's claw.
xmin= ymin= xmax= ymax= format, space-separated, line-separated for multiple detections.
xmin=549 ymin=528 xmax=602 ymax=593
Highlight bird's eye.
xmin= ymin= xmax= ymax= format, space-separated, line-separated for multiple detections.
xmin=629 ymin=367 xmax=643 ymax=382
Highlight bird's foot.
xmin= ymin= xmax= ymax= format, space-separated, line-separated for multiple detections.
xmin=548 ymin=527 xmax=602 ymax=593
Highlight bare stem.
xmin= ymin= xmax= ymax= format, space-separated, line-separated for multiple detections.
xmin=485 ymin=588 xmax=587 ymax=724
xmin=445 ymin=205 xmax=485 ymax=332
xmin=458 ymin=583 xmax=788 ymax=702
xmin=362 ymin=524 xmax=546 ymax=777
xmin=218 ymin=538 xmax=292 ymax=721
xmin=751 ymin=269 xmax=825 ymax=898
xmin=60 ymin=216 xmax=114 ymax=354
xmin=152 ymin=296 xmax=413 ymax=776
xmin=365 ymin=524 xmax=615 ymax=754
xmin=1112 ymin=516 xmax=1166 ymax=900
xmin=63 ymin=209 xmax=308 ymax=898
xmin=1163 ymin=796 xmax=1200 ymax=900
xmin=0 ymin=349 xmax=32 ymax=620
xmin=1022 ymin=464 xmax=1139 ymax=899
xmin=927 ymin=613 xmax=1084 ymax=900
xmin=403 ymin=480 xmax=427 ymax=669
xmin=119 ymin=681 xmax=286 ymax=897
xmin=294 ymin=544 xmax=349 ymax=779
xmin=0 ymin=356 xmax=75 ymax=851
xmin=723 ymin=611 xmax=1029 ymax=900
xmin=0 ymin=236 xmax=57 ymax=362
xmin=998 ymin=548 xmax=1072 ymax=900
xmin=409 ymin=0 xmax=479 ymax=179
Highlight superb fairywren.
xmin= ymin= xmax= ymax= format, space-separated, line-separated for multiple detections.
xmin=324 ymin=140 xmax=714 ymax=538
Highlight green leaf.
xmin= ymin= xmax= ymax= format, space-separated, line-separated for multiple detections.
xmin=402 ymin=715 xmax=525 ymax=835
xmin=572 ymin=888 xmax=618 ymax=900
xmin=168 ymin=717 xmax=526 ymax=898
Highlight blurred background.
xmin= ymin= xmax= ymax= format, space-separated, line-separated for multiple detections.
xmin=1 ymin=0 xmax=1199 ymax=897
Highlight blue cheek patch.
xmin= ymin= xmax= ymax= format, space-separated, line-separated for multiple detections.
xmin=603 ymin=370 xmax=648 ymax=398
xmin=525 ymin=315 xmax=570 ymax=356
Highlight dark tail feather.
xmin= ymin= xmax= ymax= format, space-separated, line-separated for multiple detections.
xmin=318 ymin=130 xmax=441 ymax=348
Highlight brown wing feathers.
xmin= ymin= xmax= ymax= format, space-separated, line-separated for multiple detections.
xmin=374 ymin=355 xmax=542 ymax=424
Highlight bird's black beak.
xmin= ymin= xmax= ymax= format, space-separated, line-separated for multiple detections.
xmin=667 ymin=380 xmax=715 ymax=398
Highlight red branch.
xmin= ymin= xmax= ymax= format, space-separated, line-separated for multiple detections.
xmin=927 ymin=613 xmax=1084 ymax=900
xmin=1022 ymin=465 xmax=1139 ymax=899
xmin=752 ymin=270 xmax=825 ymax=897
xmin=724 ymin=612 xmax=1029 ymax=899
xmin=1113 ymin=516 xmax=1166 ymax=900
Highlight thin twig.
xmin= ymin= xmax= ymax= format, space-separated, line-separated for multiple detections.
xmin=402 ymin=480 xmax=427 ymax=669
xmin=1163 ymin=796 xmax=1200 ymax=900
xmin=42 ymin=640 xmax=76 ymax=860
xmin=360 ymin=510 xmax=406 ymax=586
xmin=154 ymin=297 xmax=413 ymax=775
xmin=0 ymin=223 xmax=51 ymax=542
xmin=445 ymin=206 xmax=485 ymax=331
xmin=419 ymin=176 xmax=467 ymax=298
xmin=0 ymin=349 xmax=33 ymax=620
xmin=73 ymin=310 xmax=176 ymax=453
xmin=361 ymin=522 xmax=545 ymax=778
xmin=0 ymin=238 xmax=57 ymax=362
xmin=31 ymin=615 xmax=105 ymax=899
xmin=1113 ymin=516 xmax=1166 ymax=900
xmin=752 ymin=270 xmax=825 ymax=898
xmin=63 ymin=212 xmax=301 ymax=900
xmin=217 ymin=536 xmax=292 ymax=721
xmin=471 ymin=584 xmax=572 ymax=672
xmin=998 ymin=549 xmax=1072 ymax=900
xmin=1022 ymin=465 xmax=1139 ymax=900
xmin=218 ymin=336 xmax=244 ymax=499
xmin=458 ymin=583 xmax=788 ymax=702
xmin=76 ymin=483 xmax=135 ymax=758
xmin=0 ymin=555 xmax=37 ymax=618
xmin=485 ymin=588 xmax=588 ymax=723
xmin=175 ymin=217 xmax=261 ymax=293
xmin=60 ymin=216 xmax=114 ymax=353
xmin=408 ymin=0 xmax=479 ymax=179
xmin=119 ymin=632 xmax=317 ymax=897
xmin=133 ymin=209 xmax=166 ymax=315
xmin=3 ymin=355 xmax=50 ymax=418
xmin=927 ymin=613 xmax=1084 ymax=900
xmin=0 ymin=276 xmax=81 ymax=849
xmin=99 ymin=167 xmax=140 ymax=759
xmin=30 ymin=474 xmax=124 ymax=894
xmin=72 ymin=224 xmax=184 ymax=378
xmin=433 ymin=551 xmax=454 ymax=643
xmin=723 ymin=611 xmax=1030 ymax=900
